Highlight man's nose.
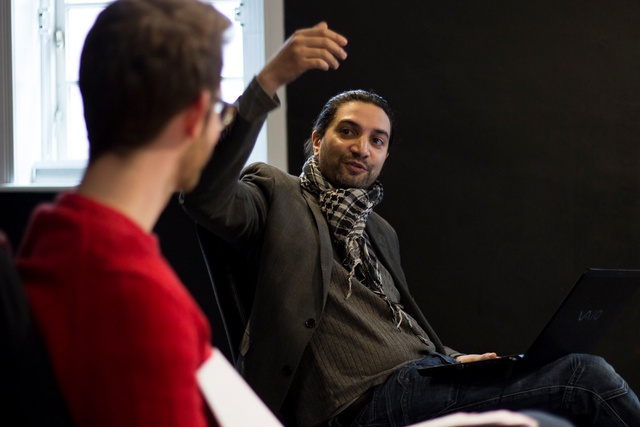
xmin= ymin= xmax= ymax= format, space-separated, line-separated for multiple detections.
xmin=350 ymin=137 xmax=370 ymax=157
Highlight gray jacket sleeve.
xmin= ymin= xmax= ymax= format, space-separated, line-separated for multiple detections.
xmin=180 ymin=77 xmax=280 ymax=245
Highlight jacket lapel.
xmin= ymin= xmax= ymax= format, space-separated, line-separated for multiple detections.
xmin=302 ymin=190 xmax=334 ymax=307
xmin=366 ymin=219 xmax=405 ymax=289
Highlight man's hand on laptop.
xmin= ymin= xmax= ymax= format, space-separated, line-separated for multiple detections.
xmin=455 ymin=352 xmax=499 ymax=363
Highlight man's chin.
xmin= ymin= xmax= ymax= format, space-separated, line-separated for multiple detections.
xmin=332 ymin=175 xmax=372 ymax=189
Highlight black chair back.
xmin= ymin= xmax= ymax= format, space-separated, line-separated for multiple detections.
xmin=0 ymin=245 xmax=74 ymax=426
xmin=195 ymin=223 xmax=256 ymax=364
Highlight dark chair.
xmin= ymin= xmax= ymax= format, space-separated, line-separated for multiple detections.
xmin=0 ymin=243 xmax=74 ymax=425
xmin=195 ymin=223 xmax=256 ymax=364
xmin=0 ymin=229 xmax=12 ymax=255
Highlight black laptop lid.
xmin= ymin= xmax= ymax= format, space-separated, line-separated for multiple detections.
xmin=523 ymin=268 xmax=640 ymax=364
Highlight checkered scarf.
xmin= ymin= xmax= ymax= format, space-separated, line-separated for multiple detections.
xmin=301 ymin=156 xmax=411 ymax=328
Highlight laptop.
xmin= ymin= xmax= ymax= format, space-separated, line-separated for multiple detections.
xmin=418 ymin=268 xmax=640 ymax=376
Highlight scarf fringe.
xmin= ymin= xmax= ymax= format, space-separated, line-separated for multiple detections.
xmin=345 ymin=259 xmax=362 ymax=300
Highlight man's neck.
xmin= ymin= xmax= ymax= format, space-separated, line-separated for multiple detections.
xmin=76 ymin=152 xmax=176 ymax=233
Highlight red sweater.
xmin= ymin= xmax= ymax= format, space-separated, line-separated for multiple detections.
xmin=16 ymin=192 xmax=216 ymax=427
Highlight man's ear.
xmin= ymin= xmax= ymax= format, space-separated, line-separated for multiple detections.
xmin=184 ymin=91 xmax=211 ymax=138
xmin=311 ymin=130 xmax=322 ymax=156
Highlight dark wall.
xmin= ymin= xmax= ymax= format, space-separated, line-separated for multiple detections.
xmin=285 ymin=0 xmax=640 ymax=391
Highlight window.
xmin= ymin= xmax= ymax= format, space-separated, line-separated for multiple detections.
xmin=1 ymin=0 xmax=286 ymax=188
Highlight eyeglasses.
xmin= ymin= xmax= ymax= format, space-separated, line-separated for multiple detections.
xmin=212 ymin=98 xmax=237 ymax=130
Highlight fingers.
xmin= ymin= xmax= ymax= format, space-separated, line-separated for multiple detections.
xmin=289 ymin=24 xmax=348 ymax=69
xmin=291 ymin=45 xmax=345 ymax=71
xmin=314 ymin=21 xmax=328 ymax=30
xmin=455 ymin=352 xmax=499 ymax=363
xmin=312 ymin=21 xmax=349 ymax=47
xmin=257 ymin=22 xmax=348 ymax=96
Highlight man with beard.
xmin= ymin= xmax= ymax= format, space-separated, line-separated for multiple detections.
xmin=182 ymin=22 xmax=639 ymax=427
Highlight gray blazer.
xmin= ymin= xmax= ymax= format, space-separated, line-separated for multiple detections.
xmin=182 ymin=80 xmax=456 ymax=416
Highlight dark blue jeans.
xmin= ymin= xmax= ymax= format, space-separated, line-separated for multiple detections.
xmin=345 ymin=353 xmax=639 ymax=427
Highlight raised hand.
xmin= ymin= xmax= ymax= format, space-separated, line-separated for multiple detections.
xmin=257 ymin=22 xmax=348 ymax=97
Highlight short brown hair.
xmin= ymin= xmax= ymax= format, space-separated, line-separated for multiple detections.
xmin=79 ymin=0 xmax=231 ymax=162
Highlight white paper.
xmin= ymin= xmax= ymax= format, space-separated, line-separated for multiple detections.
xmin=407 ymin=410 xmax=538 ymax=427
xmin=197 ymin=349 xmax=284 ymax=427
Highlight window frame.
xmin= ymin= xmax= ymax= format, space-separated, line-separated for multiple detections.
xmin=0 ymin=1 xmax=14 ymax=184
xmin=1 ymin=0 xmax=287 ymax=189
